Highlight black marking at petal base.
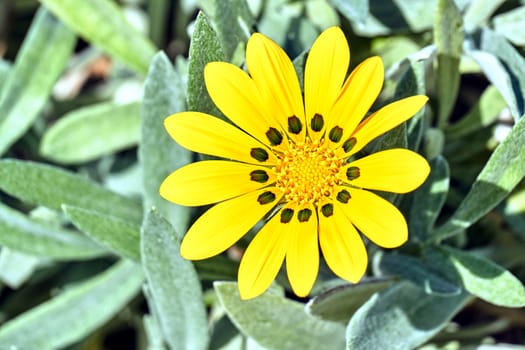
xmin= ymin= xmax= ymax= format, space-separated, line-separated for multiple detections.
xmin=343 ymin=137 xmax=357 ymax=153
xmin=321 ymin=203 xmax=333 ymax=217
xmin=250 ymin=147 xmax=269 ymax=162
xmin=336 ymin=189 xmax=351 ymax=204
xmin=257 ymin=191 xmax=276 ymax=205
xmin=297 ymin=208 xmax=313 ymax=222
xmin=288 ymin=115 xmax=302 ymax=134
xmin=250 ymin=170 xmax=269 ymax=183
xmin=328 ymin=126 xmax=343 ymax=142
xmin=346 ymin=166 xmax=360 ymax=181
xmin=310 ymin=114 xmax=324 ymax=132
xmin=266 ymin=127 xmax=283 ymax=146
xmin=280 ymin=208 xmax=294 ymax=223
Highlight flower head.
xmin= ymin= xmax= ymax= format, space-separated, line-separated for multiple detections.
xmin=160 ymin=27 xmax=430 ymax=299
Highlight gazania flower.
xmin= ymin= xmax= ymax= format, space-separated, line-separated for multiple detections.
xmin=160 ymin=26 xmax=430 ymax=299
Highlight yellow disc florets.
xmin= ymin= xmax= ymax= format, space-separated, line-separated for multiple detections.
xmin=275 ymin=139 xmax=344 ymax=206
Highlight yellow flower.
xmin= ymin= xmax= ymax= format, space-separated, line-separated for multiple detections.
xmin=160 ymin=27 xmax=430 ymax=299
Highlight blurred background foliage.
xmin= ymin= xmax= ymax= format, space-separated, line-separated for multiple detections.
xmin=0 ymin=0 xmax=524 ymax=349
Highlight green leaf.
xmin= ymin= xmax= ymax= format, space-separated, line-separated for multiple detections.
xmin=215 ymin=282 xmax=346 ymax=350
xmin=187 ymin=11 xmax=225 ymax=116
xmin=139 ymin=52 xmax=192 ymax=233
xmin=63 ymin=205 xmax=140 ymax=261
xmin=0 ymin=248 xmax=40 ymax=289
xmin=346 ymin=281 xmax=469 ymax=350
xmin=0 ymin=160 xmax=143 ymax=225
xmin=430 ymin=246 xmax=525 ymax=307
xmin=329 ymin=0 xmax=369 ymax=24
xmin=212 ymin=0 xmax=254 ymax=59
xmin=410 ymin=156 xmax=450 ymax=240
xmin=379 ymin=253 xmax=460 ymax=295
xmin=141 ymin=210 xmax=209 ymax=350
xmin=466 ymin=28 xmax=525 ymax=119
xmin=0 ymin=202 xmax=105 ymax=261
xmin=0 ymin=7 xmax=75 ymax=156
xmin=40 ymin=102 xmax=141 ymax=164
xmin=494 ymin=6 xmax=525 ymax=46
xmin=435 ymin=0 xmax=463 ymax=58
xmin=0 ymin=59 xmax=11 ymax=92
xmin=431 ymin=114 xmax=525 ymax=241
xmin=41 ymin=0 xmax=156 ymax=74
xmin=446 ymin=85 xmax=506 ymax=139
xmin=463 ymin=0 xmax=506 ymax=32
xmin=0 ymin=260 xmax=143 ymax=349
xmin=305 ymin=278 xmax=394 ymax=323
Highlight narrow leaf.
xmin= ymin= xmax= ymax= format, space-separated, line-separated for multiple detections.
xmin=494 ymin=6 xmax=525 ymax=46
xmin=410 ymin=156 xmax=450 ymax=240
xmin=40 ymin=102 xmax=141 ymax=164
xmin=0 ymin=260 xmax=143 ymax=349
xmin=187 ymin=12 xmax=225 ymax=115
xmin=0 ymin=202 xmax=105 ymax=260
xmin=63 ymin=205 xmax=140 ymax=261
xmin=463 ymin=0 xmax=506 ymax=31
xmin=0 ymin=248 xmax=40 ymax=289
xmin=346 ymin=281 xmax=469 ymax=350
xmin=0 ymin=160 xmax=143 ymax=225
xmin=139 ymin=52 xmax=192 ymax=233
xmin=212 ymin=0 xmax=254 ymax=59
xmin=431 ymin=114 xmax=525 ymax=241
xmin=329 ymin=0 xmax=369 ymax=24
xmin=141 ymin=210 xmax=209 ymax=350
xmin=430 ymin=246 xmax=525 ymax=307
xmin=0 ymin=7 xmax=75 ymax=156
xmin=215 ymin=282 xmax=346 ymax=350
xmin=41 ymin=0 xmax=156 ymax=74
xmin=306 ymin=278 xmax=393 ymax=323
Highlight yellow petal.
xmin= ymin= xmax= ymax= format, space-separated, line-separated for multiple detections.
xmin=160 ymin=160 xmax=276 ymax=206
xmin=285 ymin=204 xmax=319 ymax=297
xmin=238 ymin=209 xmax=290 ymax=299
xmin=319 ymin=202 xmax=368 ymax=283
xmin=326 ymin=56 xmax=384 ymax=143
xmin=205 ymin=62 xmax=284 ymax=147
xmin=164 ymin=112 xmax=277 ymax=165
xmin=349 ymin=95 xmax=429 ymax=155
xmin=344 ymin=149 xmax=430 ymax=194
xmin=180 ymin=188 xmax=282 ymax=260
xmin=246 ymin=33 xmax=305 ymax=141
xmin=338 ymin=187 xmax=408 ymax=248
xmin=304 ymin=27 xmax=349 ymax=139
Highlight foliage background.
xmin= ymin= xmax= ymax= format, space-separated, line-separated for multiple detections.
xmin=0 ymin=0 xmax=524 ymax=349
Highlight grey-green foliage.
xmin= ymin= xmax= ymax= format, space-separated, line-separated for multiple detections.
xmin=0 ymin=202 xmax=104 ymax=261
xmin=40 ymin=0 xmax=157 ymax=75
xmin=0 ymin=7 xmax=75 ymax=156
xmin=431 ymin=114 xmax=525 ymax=241
xmin=346 ymin=281 xmax=469 ymax=350
xmin=141 ymin=210 xmax=209 ymax=350
xmin=0 ymin=260 xmax=143 ymax=349
xmin=329 ymin=0 xmax=369 ymax=24
xmin=0 ymin=160 xmax=143 ymax=225
xmin=494 ymin=5 xmax=525 ymax=46
xmin=306 ymin=278 xmax=394 ymax=323
xmin=40 ymin=102 xmax=141 ymax=164
xmin=63 ymin=205 xmax=140 ymax=261
xmin=212 ymin=0 xmax=254 ymax=59
xmin=139 ymin=52 xmax=193 ymax=233
xmin=215 ymin=282 xmax=346 ymax=350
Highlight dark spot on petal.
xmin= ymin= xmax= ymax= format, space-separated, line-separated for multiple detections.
xmin=329 ymin=126 xmax=343 ymax=142
xmin=343 ymin=137 xmax=357 ymax=153
xmin=257 ymin=191 xmax=276 ymax=205
xmin=298 ymin=208 xmax=313 ymax=222
xmin=288 ymin=115 xmax=302 ymax=134
xmin=346 ymin=166 xmax=360 ymax=181
xmin=321 ymin=203 xmax=333 ymax=217
xmin=250 ymin=147 xmax=269 ymax=162
xmin=266 ymin=127 xmax=283 ymax=146
xmin=336 ymin=189 xmax=351 ymax=204
xmin=250 ymin=170 xmax=269 ymax=183
xmin=280 ymin=208 xmax=294 ymax=223
xmin=310 ymin=113 xmax=324 ymax=132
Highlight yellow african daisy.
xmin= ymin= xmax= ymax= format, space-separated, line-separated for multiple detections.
xmin=160 ymin=26 xmax=430 ymax=299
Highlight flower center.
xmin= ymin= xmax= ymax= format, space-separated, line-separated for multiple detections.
xmin=275 ymin=139 xmax=344 ymax=206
